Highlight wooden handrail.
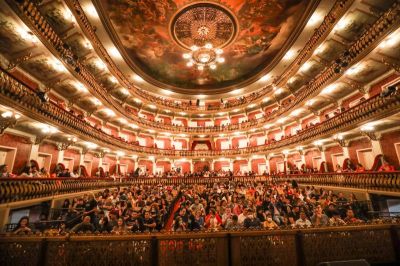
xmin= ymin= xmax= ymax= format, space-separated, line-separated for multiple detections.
xmin=1 ymin=223 xmax=399 ymax=266
xmin=1 ymin=172 xmax=399 ymax=204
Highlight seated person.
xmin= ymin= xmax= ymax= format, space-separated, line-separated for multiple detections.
xmin=343 ymin=209 xmax=362 ymax=224
xmin=378 ymin=160 xmax=395 ymax=172
xmin=295 ymin=211 xmax=311 ymax=227
xmin=0 ymin=164 xmax=14 ymax=178
xmin=355 ymin=163 xmax=366 ymax=172
xmin=13 ymin=216 xmax=32 ymax=234
xmin=329 ymin=211 xmax=346 ymax=226
xmin=225 ymin=215 xmax=241 ymax=230
xmin=243 ymin=209 xmax=261 ymax=228
xmin=112 ymin=218 xmax=128 ymax=233
xmin=310 ymin=205 xmax=329 ymax=226
xmin=263 ymin=212 xmax=278 ymax=229
xmin=70 ymin=216 xmax=95 ymax=233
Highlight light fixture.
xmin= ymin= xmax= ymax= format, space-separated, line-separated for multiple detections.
xmin=40 ymin=125 xmax=58 ymax=134
xmin=360 ymin=125 xmax=374 ymax=132
xmin=50 ymin=59 xmax=67 ymax=72
xmin=91 ymin=98 xmax=102 ymax=106
xmin=1 ymin=111 xmax=20 ymax=119
xmin=109 ymin=76 xmax=118 ymax=84
xmin=102 ymin=108 xmax=115 ymax=117
xmin=283 ymin=49 xmax=296 ymax=60
xmin=120 ymin=88 xmax=129 ymax=95
xmin=307 ymin=12 xmax=323 ymax=27
xmin=116 ymin=151 xmax=125 ymax=157
xmin=118 ymin=118 xmax=128 ymax=124
xmin=94 ymin=59 xmax=106 ymax=70
xmin=321 ymin=84 xmax=337 ymax=95
xmin=260 ymin=74 xmax=271 ymax=82
xmin=109 ymin=47 xmax=122 ymax=59
xmin=300 ymin=61 xmax=312 ymax=72
xmin=16 ymin=25 xmax=38 ymax=43
xmin=85 ymin=142 xmax=98 ymax=149
xmin=133 ymin=75 xmax=144 ymax=82
xmin=183 ymin=43 xmax=225 ymax=70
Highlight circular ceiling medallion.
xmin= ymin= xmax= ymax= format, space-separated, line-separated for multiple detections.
xmin=171 ymin=2 xmax=238 ymax=50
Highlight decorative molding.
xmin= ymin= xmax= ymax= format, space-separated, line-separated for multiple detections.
xmin=361 ymin=131 xmax=381 ymax=141
xmin=34 ymin=133 xmax=49 ymax=145
xmin=94 ymin=151 xmax=105 ymax=158
xmin=0 ymin=117 xmax=17 ymax=135
xmin=7 ymin=53 xmax=33 ymax=71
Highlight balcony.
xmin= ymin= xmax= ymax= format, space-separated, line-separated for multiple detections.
xmin=0 ymin=223 xmax=399 ymax=265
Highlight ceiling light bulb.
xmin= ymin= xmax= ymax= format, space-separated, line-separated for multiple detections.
xmin=217 ymin=57 xmax=225 ymax=63
xmin=186 ymin=61 xmax=194 ymax=67
xmin=205 ymin=43 xmax=213 ymax=49
xmin=190 ymin=45 xmax=199 ymax=51
xmin=1 ymin=111 xmax=13 ymax=118
xmin=283 ymin=49 xmax=296 ymax=60
xmin=183 ymin=53 xmax=191 ymax=59
xmin=210 ymin=64 xmax=217 ymax=70
xmin=197 ymin=65 xmax=204 ymax=71
xmin=216 ymin=49 xmax=223 ymax=55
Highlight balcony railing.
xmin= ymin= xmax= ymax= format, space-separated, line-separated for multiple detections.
xmin=1 ymin=172 xmax=399 ymax=204
xmin=0 ymin=223 xmax=399 ymax=266
xmin=1 ymin=68 xmax=399 ymax=158
xmin=7 ymin=0 xmax=400 ymax=123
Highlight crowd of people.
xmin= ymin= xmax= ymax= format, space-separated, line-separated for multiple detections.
xmin=170 ymin=180 xmax=370 ymax=231
xmin=12 ymin=184 xmax=179 ymax=234
xmin=9 ymin=178 xmax=380 ymax=235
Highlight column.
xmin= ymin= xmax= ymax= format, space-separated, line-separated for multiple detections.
xmin=229 ymin=159 xmax=234 ymax=172
xmin=283 ymin=156 xmax=288 ymax=174
xmin=342 ymin=146 xmax=350 ymax=158
xmin=266 ymin=156 xmax=272 ymax=174
xmin=57 ymin=150 xmax=64 ymax=164
xmin=151 ymin=158 xmax=156 ymax=175
xmin=29 ymin=143 xmax=39 ymax=161
xmin=190 ymin=159 xmax=194 ymax=173
xmin=371 ymin=140 xmax=383 ymax=157
xmin=210 ymin=159 xmax=214 ymax=171
xmin=79 ymin=150 xmax=85 ymax=166
xmin=248 ymin=158 xmax=252 ymax=173
xmin=98 ymin=157 xmax=103 ymax=170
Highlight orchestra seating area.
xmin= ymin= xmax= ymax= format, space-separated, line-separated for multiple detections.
xmin=1 ymin=0 xmax=400 ymax=265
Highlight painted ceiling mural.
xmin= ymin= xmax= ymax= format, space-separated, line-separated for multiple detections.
xmin=99 ymin=0 xmax=310 ymax=91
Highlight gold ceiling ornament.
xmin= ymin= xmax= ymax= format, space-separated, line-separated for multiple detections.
xmin=171 ymin=2 xmax=238 ymax=50
xmin=182 ymin=43 xmax=225 ymax=70
xmin=171 ymin=2 xmax=237 ymax=70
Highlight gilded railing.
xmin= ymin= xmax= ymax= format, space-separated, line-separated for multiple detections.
xmin=6 ymin=0 xmax=399 ymax=131
xmin=0 ymin=224 xmax=399 ymax=266
xmin=1 ymin=67 xmax=400 ymax=158
xmin=0 ymin=68 xmax=399 ymax=158
xmin=1 ymin=172 xmax=399 ymax=204
xmin=66 ymin=0 xmax=354 ymax=113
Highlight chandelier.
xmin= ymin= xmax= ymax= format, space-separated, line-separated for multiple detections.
xmin=182 ymin=43 xmax=225 ymax=71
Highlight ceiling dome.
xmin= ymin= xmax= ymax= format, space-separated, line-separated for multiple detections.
xmin=97 ymin=0 xmax=312 ymax=94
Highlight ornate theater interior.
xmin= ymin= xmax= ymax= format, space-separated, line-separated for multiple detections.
xmin=0 ymin=0 xmax=400 ymax=265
